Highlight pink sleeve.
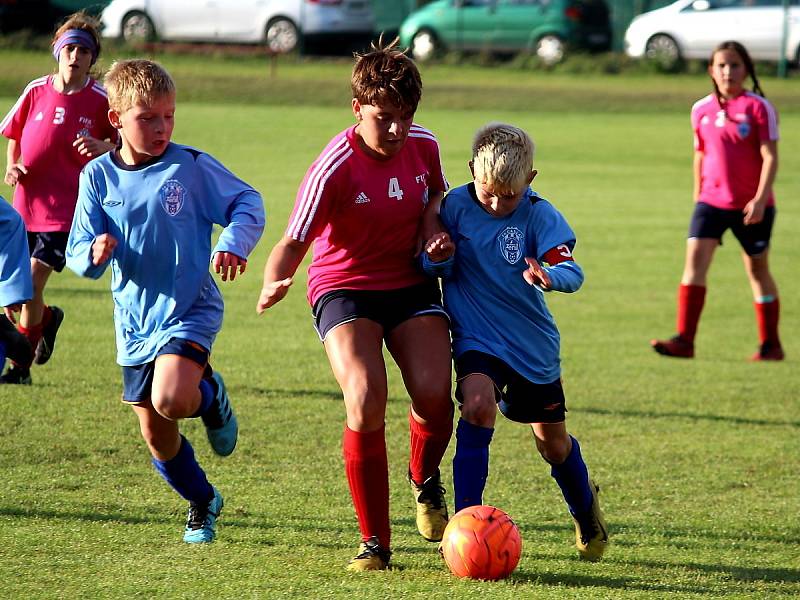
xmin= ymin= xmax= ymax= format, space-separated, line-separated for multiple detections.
xmin=691 ymin=107 xmax=704 ymax=152
xmin=0 ymin=89 xmax=31 ymax=141
xmin=753 ymin=98 xmax=779 ymax=143
xmin=286 ymin=157 xmax=340 ymax=243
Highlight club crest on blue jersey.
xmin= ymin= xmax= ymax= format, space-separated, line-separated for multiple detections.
xmin=160 ymin=179 xmax=186 ymax=216
xmin=736 ymin=120 xmax=751 ymax=138
xmin=498 ymin=227 xmax=524 ymax=264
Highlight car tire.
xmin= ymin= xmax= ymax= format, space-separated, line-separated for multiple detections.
xmin=410 ymin=29 xmax=439 ymax=62
xmin=266 ymin=18 xmax=299 ymax=54
xmin=121 ymin=11 xmax=156 ymax=43
xmin=535 ymin=35 xmax=565 ymax=65
xmin=645 ymin=34 xmax=680 ymax=70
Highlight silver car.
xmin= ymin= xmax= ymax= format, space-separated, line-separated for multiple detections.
xmin=624 ymin=0 xmax=800 ymax=66
xmin=101 ymin=0 xmax=375 ymax=53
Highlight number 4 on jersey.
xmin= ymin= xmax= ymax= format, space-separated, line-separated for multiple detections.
xmin=388 ymin=177 xmax=404 ymax=201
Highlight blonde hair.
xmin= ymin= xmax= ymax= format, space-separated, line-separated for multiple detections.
xmin=472 ymin=123 xmax=534 ymax=191
xmin=104 ymin=59 xmax=176 ymax=113
xmin=352 ymin=36 xmax=422 ymax=113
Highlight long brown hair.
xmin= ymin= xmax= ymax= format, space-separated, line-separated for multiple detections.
xmin=710 ymin=40 xmax=765 ymax=104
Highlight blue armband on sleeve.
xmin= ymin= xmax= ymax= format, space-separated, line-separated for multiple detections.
xmin=540 ymin=261 xmax=583 ymax=293
xmin=421 ymin=252 xmax=454 ymax=279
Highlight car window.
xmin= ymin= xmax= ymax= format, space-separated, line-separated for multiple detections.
xmin=704 ymin=0 xmax=782 ymax=8
xmin=460 ymin=0 xmax=494 ymax=7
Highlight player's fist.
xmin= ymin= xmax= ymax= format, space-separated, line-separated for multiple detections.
xmin=91 ymin=233 xmax=118 ymax=266
xmin=256 ymin=278 xmax=293 ymax=314
xmin=523 ymin=257 xmax=551 ymax=290
xmin=4 ymin=163 xmax=27 ymax=186
xmin=213 ymin=251 xmax=247 ymax=281
xmin=425 ymin=232 xmax=455 ymax=263
xmin=73 ymin=136 xmax=114 ymax=158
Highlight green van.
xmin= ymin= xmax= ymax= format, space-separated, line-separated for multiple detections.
xmin=399 ymin=0 xmax=611 ymax=64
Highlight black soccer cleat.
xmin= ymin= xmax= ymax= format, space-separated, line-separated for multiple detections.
xmin=34 ymin=306 xmax=64 ymax=365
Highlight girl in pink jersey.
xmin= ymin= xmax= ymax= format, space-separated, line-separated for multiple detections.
xmin=652 ymin=41 xmax=782 ymax=361
xmin=1 ymin=12 xmax=117 ymax=384
xmin=256 ymin=38 xmax=453 ymax=571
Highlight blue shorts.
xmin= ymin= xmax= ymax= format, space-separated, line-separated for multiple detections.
xmin=121 ymin=338 xmax=209 ymax=404
xmin=28 ymin=231 xmax=69 ymax=272
xmin=312 ymin=281 xmax=448 ymax=341
xmin=454 ymin=350 xmax=566 ymax=424
xmin=688 ymin=202 xmax=775 ymax=256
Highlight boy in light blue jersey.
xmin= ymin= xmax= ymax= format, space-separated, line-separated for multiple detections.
xmin=66 ymin=60 xmax=265 ymax=543
xmin=1 ymin=198 xmax=34 ymax=376
xmin=422 ymin=123 xmax=608 ymax=561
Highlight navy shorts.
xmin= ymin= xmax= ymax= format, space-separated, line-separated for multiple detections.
xmin=27 ymin=231 xmax=69 ymax=272
xmin=455 ymin=350 xmax=566 ymax=424
xmin=688 ymin=202 xmax=775 ymax=256
xmin=312 ymin=281 xmax=448 ymax=341
xmin=121 ymin=338 xmax=209 ymax=404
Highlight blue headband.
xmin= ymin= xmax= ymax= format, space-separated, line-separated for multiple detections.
xmin=53 ymin=29 xmax=98 ymax=65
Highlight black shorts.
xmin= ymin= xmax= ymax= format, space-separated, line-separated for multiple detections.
xmin=27 ymin=231 xmax=69 ymax=272
xmin=688 ymin=202 xmax=775 ymax=256
xmin=121 ymin=338 xmax=209 ymax=404
xmin=312 ymin=281 xmax=448 ymax=341
xmin=455 ymin=350 xmax=566 ymax=424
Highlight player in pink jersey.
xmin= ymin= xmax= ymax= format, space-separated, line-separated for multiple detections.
xmin=651 ymin=41 xmax=782 ymax=361
xmin=256 ymin=38 xmax=453 ymax=570
xmin=1 ymin=12 xmax=117 ymax=384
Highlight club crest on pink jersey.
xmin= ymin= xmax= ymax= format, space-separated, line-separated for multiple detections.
xmin=498 ymin=227 xmax=524 ymax=264
xmin=160 ymin=179 xmax=186 ymax=216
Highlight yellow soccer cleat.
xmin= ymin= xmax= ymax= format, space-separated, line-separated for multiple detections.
xmin=346 ymin=536 xmax=391 ymax=572
xmin=409 ymin=469 xmax=449 ymax=542
xmin=572 ymin=480 xmax=609 ymax=561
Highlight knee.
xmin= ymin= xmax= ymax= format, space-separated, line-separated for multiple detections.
xmin=151 ymin=390 xmax=192 ymax=420
xmin=343 ymin=380 xmax=387 ymax=431
xmin=460 ymin=395 xmax=496 ymax=428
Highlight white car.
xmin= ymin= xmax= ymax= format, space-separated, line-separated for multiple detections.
xmin=100 ymin=0 xmax=375 ymax=53
xmin=624 ymin=0 xmax=800 ymax=66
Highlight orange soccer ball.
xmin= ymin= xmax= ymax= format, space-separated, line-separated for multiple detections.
xmin=440 ymin=505 xmax=522 ymax=580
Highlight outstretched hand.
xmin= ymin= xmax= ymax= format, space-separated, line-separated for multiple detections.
xmin=213 ymin=251 xmax=247 ymax=281
xmin=91 ymin=233 xmax=118 ymax=266
xmin=256 ymin=278 xmax=293 ymax=314
xmin=523 ymin=257 xmax=551 ymax=290
xmin=425 ymin=232 xmax=455 ymax=263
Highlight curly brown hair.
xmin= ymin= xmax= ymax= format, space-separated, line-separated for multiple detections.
xmin=351 ymin=36 xmax=422 ymax=113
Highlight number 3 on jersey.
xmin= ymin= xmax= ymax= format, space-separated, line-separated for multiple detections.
xmin=388 ymin=177 xmax=404 ymax=201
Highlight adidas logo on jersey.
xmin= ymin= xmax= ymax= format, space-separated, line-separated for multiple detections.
xmin=355 ymin=192 xmax=370 ymax=204
xmin=34 ymin=112 xmax=44 ymax=121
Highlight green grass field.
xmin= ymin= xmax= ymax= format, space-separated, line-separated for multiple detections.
xmin=0 ymin=49 xmax=798 ymax=599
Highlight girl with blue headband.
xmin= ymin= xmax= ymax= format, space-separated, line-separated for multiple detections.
xmin=0 ymin=12 xmax=117 ymax=385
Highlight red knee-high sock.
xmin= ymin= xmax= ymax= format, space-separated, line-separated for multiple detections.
xmin=754 ymin=298 xmax=780 ymax=346
xmin=408 ymin=411 xmax=453 ymax=485
xmin=343 ymin=424 xmax=390 ymax=548
xmin=677 ymin=284 xmax=706 ymax=343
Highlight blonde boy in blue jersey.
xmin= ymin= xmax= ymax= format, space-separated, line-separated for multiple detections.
xmin=423 ymin=122 xmax=608 ymax=561
xmin=66 ymin=59 xmax=265 ymax=543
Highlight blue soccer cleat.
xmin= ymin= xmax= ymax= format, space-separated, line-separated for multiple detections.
xmin=202 ymin=371 xmax=238 ymax=456
xmin=183 ymin=486 xmax=224 ymax=543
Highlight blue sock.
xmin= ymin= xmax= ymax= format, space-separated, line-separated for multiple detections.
xmin=151 ymin=435 xmax=213 ymax=505
xmin=453 ymin=418 xmax=494 ymax=512
xmin=190 ymin=378 xmax=216 ymax=418
xmin=550 ymin=435 xmax=593 ymax=517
